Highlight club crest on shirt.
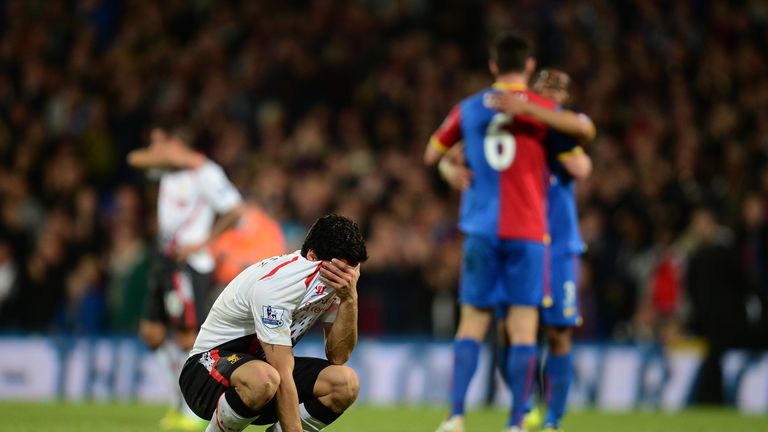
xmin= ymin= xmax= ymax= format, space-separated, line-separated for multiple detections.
xmin=262 ymin=305 xmax=286 ymax=328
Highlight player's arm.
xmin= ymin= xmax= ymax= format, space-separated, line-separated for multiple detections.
xmin=437 ymin=144 xmax=472 ymax=191
xmin=127 ymin=145 xmax=204 ymax=170
xmin=546 ymin=131 xmax=593 ymax=180
xmin=261 ymin=343 xmax=302 ymax=432
xmin=320 ymin=259 xmax=360 ymax=365
xmin=559 ymin=147 xmax=593 ymax=180
xmin=487 ymin=93 xmax=596 ymax=143
xmin=206 ymin=205 xmax=245 ymax=244
xmin=177 ymin=203 xmax=245 ymax=260
xmin=424 ymin=106 xmax=462 ymax=166
xmin=177 ymin=163 xmax=246 ymax=261
xmin=251 ymin=285 xmax=301 ymax=432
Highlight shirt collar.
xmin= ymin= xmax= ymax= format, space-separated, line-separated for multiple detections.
xmin=492 ymin=82 xmax=528 ymax=91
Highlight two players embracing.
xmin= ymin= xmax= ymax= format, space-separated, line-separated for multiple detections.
xmin=426 ymin=32 xmax=595 ymax=432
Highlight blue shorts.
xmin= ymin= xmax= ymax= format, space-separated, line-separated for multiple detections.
xmin=540 ymin=251 xmax=581 ymax=327
xmin=460 ymin=235 xmax=545 ymax=308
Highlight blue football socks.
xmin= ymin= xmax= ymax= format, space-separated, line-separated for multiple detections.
xmin=449 ymin=338 xmax=481 ymax=416
xmin=505 ymin=344 xmax=537 ymax=427
xmin=543 ymin=352 xmax=572 ymax=428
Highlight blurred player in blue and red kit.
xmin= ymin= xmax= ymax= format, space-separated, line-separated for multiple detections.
xmin=440 ymin=69 xmax=595 ymax=432
xmin=425 ymin=31 xmax=593 ymax=432
xmin=424 ymin=32 xmax=558 ymax=432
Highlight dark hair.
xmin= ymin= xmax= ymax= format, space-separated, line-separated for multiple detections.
xmin=532 ymin=69 xmax=571 ymax=92
xmin=301 ymin=214 xmax=368 ymax=265
xmin=490 ymin=32 xmax=532 ymax=74
xmin=152 ymin=119 xmax=194 ymax=147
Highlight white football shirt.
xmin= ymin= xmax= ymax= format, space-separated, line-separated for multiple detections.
xmin=190 ymin=251 xmax=340 ymax=356
xmin=157 ymin=159 xmax=242 ymax=273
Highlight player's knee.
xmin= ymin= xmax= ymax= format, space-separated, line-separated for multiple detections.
xmin=328 ymin=366 xmax=359 ymax=410
xmin=258 ymin=365 xmax=281 ymax=401
xmin=455 ymin=307 xmax=492 ymax=341
xmin=233 ymin=362 xmax=281 ymax=410
xmin=175 ymin=331 xmax=197 ymax=351
xmin=546 ymin=327 xmax=572 ymax=355
xmin=139 ymin=323 xmax=165 ymax=350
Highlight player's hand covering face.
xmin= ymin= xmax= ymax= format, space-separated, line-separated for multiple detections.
xmin=320 ymin=259 xmax=360 ymax=301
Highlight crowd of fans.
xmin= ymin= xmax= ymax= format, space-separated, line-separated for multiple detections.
xmin=0 ymin=0 xmax=766 ymax=346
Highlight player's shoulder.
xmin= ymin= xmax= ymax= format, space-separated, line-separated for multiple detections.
xmin=248 ymin=251 xmax=321 ymax=280
xmin=454 ymin=87 xmax=498 ymax=116
xmin=196 ymin=158 xmax=222 ymax=175
xmin=463 ymin=86 xmax=496 ymax=105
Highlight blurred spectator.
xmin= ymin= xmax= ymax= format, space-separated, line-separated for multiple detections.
xmin=0 ymin=0 xmax=766 ymax=343
xmin=55 ymin=254 xmax=105 ymax=334
xmin=685 ymin=208 xmax=758 ymax=403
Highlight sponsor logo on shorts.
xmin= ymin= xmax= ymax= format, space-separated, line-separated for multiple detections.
xmin=199 ymin=352 xmax=214 ymax=372
xmin=227 ymin=354 xmax=241 ymax=364
xmin=262 ymin=305 xmax=285 ymax=329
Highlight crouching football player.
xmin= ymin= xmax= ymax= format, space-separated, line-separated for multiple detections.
xmin=179 ymin=214 xmax=368 ymax=432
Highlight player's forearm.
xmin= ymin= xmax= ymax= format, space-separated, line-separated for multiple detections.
xmin=324 ymin=298 xmax=358 ymax=365
xmin=561 ymin=152 xmax=593 ymax=179
xmin=263 ymin=344 xmax=302 ymax=432
xmin=127 ymin=149 xmax=169 ymax=169
xmin=274 ymin=369 xmax=302 ymax=432
xmin=128 ymin=147 xmax=204 ymax=170
xmin=205 ymin=205 xmax=244 ymax=245
xmin=424 ymin=143 xmax=444 ymax=166
xmin=526 ymin=105 xmax=596 ymax=142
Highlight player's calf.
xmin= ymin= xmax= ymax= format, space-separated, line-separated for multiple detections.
xmin=542 ymin=326 xmax=574 ymax=430
xmin=315 ymin=365 xmax=360 ymax=413
xmin=205 ymin=361 xmax=280 ymax=432
xmin=175 ymin=330 xmax=198 ymax=352
xmin=140 ymin=321 xmax=167 ymax=350
xmin=503 ymin=306 xmax=539 ymax=429
xmin=265 ymin=365 xmax=360 ymax=432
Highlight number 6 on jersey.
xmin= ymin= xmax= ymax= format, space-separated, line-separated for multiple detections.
xmin=484 ymin=113 xmax=516 ymax=171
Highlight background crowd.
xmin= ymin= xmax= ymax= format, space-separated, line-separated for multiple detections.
xmin=0 ymin=0 xmax=767 ymax=351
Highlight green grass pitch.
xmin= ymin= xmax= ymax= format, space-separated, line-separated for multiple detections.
xmin=0 ymin=403 xmax=766 ymax=431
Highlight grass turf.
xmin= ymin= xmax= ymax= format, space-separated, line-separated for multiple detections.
xmin=0 ymin=403 xmax=766 ymax=432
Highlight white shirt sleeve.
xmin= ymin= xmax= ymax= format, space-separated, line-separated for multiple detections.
xmin=197 ymin=161 xmax=243 ymax=214
xmin=321 ymin=297 xmax=341 ymax=324
xmin=249 ymin=284 xmax=295 ymax=346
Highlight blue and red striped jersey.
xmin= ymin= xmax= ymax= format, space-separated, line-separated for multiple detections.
xmin=431 ymin=82 xmax=558 ymax=242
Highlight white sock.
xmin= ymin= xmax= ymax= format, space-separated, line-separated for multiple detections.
xmin=268 ymin=404 xmax=328 ymax=432
xmin=177 ymin=349 xmax=199 ymax=419
xmin=156 ymin=343 xmax=198 ymax=419
xmin=206 ymin=392 xmax=258 ymax=432
xmin=155 ymin=342 xmax=182 ymax=409
xmin=299 ymin=404 xmax=328 ymax=432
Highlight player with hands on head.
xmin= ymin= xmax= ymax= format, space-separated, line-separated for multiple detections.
xmin=128 ymin=120 xmax=245 ymax=430
xmin=179 ymin=214 xmax=367 ymax=432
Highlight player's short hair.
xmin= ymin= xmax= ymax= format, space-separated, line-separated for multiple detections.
xmin=152 ymin=119 xmax=194 ymax=147
xmin=490 ymin=32 xmax=532 ymax=74
xmin=532 ymin=69 xmax=571 ymax=93
xmin=301 ymin=214 xmax=368 ymax=265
